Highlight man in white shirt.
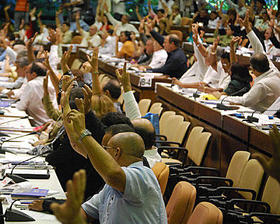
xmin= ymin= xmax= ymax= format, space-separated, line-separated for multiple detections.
xmin=76 ymin=12 xmax=101 ymax=48
xmin=222 ymin=12 xmax=280 ymax=112
xmin=111 ymin=0 xmax=126 ymax=19
xmin=104 ymin=6 xmax=139 ymax=37
xmin=16 ymin=62 xmax=58 ymax=126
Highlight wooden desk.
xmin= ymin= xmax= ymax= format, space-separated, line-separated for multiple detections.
xmin=156 ymin=84 xmax=272 ymax=175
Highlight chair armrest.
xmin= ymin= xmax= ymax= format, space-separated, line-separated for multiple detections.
xmin=183 ymin=166 xmax=220 ymax=176
xmin=247 ymin=212 xmax=280 ymax=222
xmin=195 ymin=176 xmax=233 ymax=187
xmin=228 ymin=198 xmax=271 ymax=213
xmin=155 ymin=134 xmax=167 ymax=141
xmin=157 ymin=146 xmax=187 ymax=154
xmin=211 ymin=186 xmax=257 ymax=200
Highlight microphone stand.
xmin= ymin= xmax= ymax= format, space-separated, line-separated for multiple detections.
xmin=6 ymin=150 xmax=52 ymax=183
xmin=216 ymin=87 xmax=247 ymax=110
xmin=4 ymin=199 xmax=35 ymax=222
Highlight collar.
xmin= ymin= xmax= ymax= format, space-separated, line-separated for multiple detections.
xmin=128 ymin=161 xmax=144 ymax=168
xmin=254 ymin=69 xmax=273 ymax=83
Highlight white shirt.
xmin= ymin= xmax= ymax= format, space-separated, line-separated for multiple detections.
xmin=224 ymin=30 xmax=280 ymax=112
xmin=81 ymin=30 xmax=101 ymax=47
xmin=16 ymin=76 xmax=58 ymax=126
xmin=203 ymin=65 xmax=221 ymax=88
xmin=158 ymin=0 xmax=174 ymax=14
xmin=49 ymin=45 xmax=60 ymax=76
xmin=112 ymin=0 xmax=126 ymax=14
xmin=179 ymin=61 xmax=201 ymax=83
xmin=144 ymin=148 xmax=162 ymax=168
xmin=217 ymin=61 xmax=231 ymax=90
xmin=105 ymin=12 xmax=139 ymax=36
xmin=149 ymin=49 xmax=168 ymax=69
xmin=99 ymin=36 xmax=117 ymax=56
xmin=208 ymin=17 xmax=221 ymax=29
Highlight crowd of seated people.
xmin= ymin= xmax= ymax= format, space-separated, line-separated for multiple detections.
xmin=1 ymin=0 xmax=280 ymax=223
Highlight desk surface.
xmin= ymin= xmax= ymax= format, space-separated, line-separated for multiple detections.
xmin=156 ymin=84 xmax=276 ymax=173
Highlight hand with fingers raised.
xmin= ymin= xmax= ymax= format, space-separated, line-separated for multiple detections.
xmin=51 ymin=169 xmax=87 ymax=224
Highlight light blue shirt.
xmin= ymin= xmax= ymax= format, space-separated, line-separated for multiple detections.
xmin=82 ymin=161 xmax=167 ymax=224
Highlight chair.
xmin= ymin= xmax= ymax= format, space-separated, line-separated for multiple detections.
xmin=187 ymin=202 xmax=223 ymax=224
xmin=170 ymin=30 xmax=183 ymax=42
xmin=166 ymin=181 xmax=196 ymax=224
xmin=237 ymin=159 xmax=264 ymax=200
xmin=150 ymin=106 xmax=163 ymax=117
xmin=262 ymin=177 xmax=280 ymax=214
xmin=159 ymin=111 xmax=176 ymax=135
xmin=152 ymin=162 xmax=170 ymax=195
xmin=149 ymin=102 xmax=162 ymax=112
xmin=225 ymin=151 xmax=251 ymax=187
xmin=187 ymin=131 xmax=212 ymax=166
xmin=138 ymin=99 xmax=151 ymax=116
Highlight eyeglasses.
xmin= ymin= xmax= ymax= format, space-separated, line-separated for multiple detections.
xmin=102 ymin=145 xmax=115 ymax=151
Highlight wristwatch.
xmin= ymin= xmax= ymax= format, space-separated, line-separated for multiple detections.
xmin=78 ymin=129 xmax=92 ymax=142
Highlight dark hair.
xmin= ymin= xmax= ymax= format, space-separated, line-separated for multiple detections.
xmin=106 ymin=124 xmax=135 ymax=135
xmin=16 ymin=57 xmax=29 ymax=68
xmin=103 ymin=79 xmax=121 ymax=100
xmin=63 ymin=22 xmax=70 ymax=27
xmin=221 ymin=52 xmax=230 ymax=61
xmin=198 ymin=26 xmax=206 ymax=33
xmin=250 ymin=53 xmax=270 ymax=73
xmin=169 ymin=35 xmax=180 ymax=47
xmin=108 ymin=29 xmax=114 ymax=35
xmin=157 ymin=9 xmax=165 ymax=14
xmin=30 ymin=62 xmax=47 ymax=77
xmin=101 ymin=112 xmax=133 ymax=128
xmin=122 ymin=31 xmax=132 ymax=41
xmin=134 ymin=122 xmax=155 ymax=150
xmin=69 ymin=86 xmax=84 ymax=110
xmin=12 ymin=40 xmax=25 ymax=46
xmin=231 ymin=63 xmax=253 ymax=83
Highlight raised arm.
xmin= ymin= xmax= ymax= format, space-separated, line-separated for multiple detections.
xmin=87 ymin=49 xmax=102 ymax=95
xmin=116 ymin=63 xmax=141 ymax=120
xmin=55 ymin=8 xmax=62 ymax=30
xmin=230 ymin=36 xmax=240 ymax=64
xmin=135 ymin=6 xmax=142 ymax=22
xmin=75 ymin=11 xmax=83 ymax=34
xmin=61 ymin=85 xmax=126 ymax=193
xmin=26 ymin=33 xmax=37 ymax=63
xmin=4 ymin=5 xmax=11 ymax=23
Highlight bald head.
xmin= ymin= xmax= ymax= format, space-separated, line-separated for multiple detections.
xmin=132 ymin=119 xmax=155 ymax=150
xmin=250 ymin=53 xmax=270 ymax=74
xmin=109 ymin=132 xmax=145 ymax=158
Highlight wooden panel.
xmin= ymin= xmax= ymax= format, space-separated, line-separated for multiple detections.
xmin=223 ymin=115 xmax=249 ymax=142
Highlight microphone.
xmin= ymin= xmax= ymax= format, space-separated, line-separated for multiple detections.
xmin=6 ymin=149 xmax=52 ymax=183
xmin=0 ymin=116 xmax=29 ymax=126
xmin=216 ymin=87 xmax=247 ymax=110
xmin=193 ymin=89 xmax=200 ymax=100
xmin=4 ymin=199 xmax=35 ymax=222
xmin=0 ymin=131 xmax=38 ymax=154
xmin=245 ymin=109 xmax=280 ymax=123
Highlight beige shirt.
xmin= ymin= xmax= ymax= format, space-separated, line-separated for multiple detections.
xmin=81 ymin=30 xmax=101 ymax=47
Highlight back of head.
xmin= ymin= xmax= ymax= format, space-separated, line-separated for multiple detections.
xmin=106 ymin=124 xmax=135 ymax=136
xmin=103 ymin=79 xmax=121 ymax=100
xmin=30 ymin=62 xmax=47 ymax=77
xmin=169 ymin=34 xmax=180 ymax=48
xmin=16 ymin=57 xmax=29 ymax=68
xmin=110 ymin=132 xmax=145 ymax=159
xmin=231 ymin=63 xmax=253 ymax=83
xmin=132 ymin=118 xmax=155 ymax=150
xmin=250 ymin=53 xmax=270 ymax=74
xmin=101 ymin=112 xmax=133 ymax=128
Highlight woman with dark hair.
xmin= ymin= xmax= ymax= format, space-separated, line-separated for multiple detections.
xmin=116 ymin=31 xmax=135 ymax=59
xmin=223 ymin=63 xmax=252 ymax=96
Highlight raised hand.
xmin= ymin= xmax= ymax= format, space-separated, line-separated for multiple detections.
xmin=61 ymin=45 xmax=73 ymax=73
xmin=51 ymin=170 xmax=87 ymax=224
xmin=62 ymin=75 xmax=76 ymax=92
xmin=38 ymin=10 xmax=42 ymax=18
xmin=239 ymin=10 xmax=251 ymax=33
xmin=252 ymin=125 xmax=280 ymax=182
xmin=26 ymin=32 xmax=38 ymax=49
xmin=86 ymin=48 xmax=99 ymax=73
xmin=82 ymin=85 xmax=92 ymax=114
xmin=115 ymin=62 xmax=131 ymax=92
